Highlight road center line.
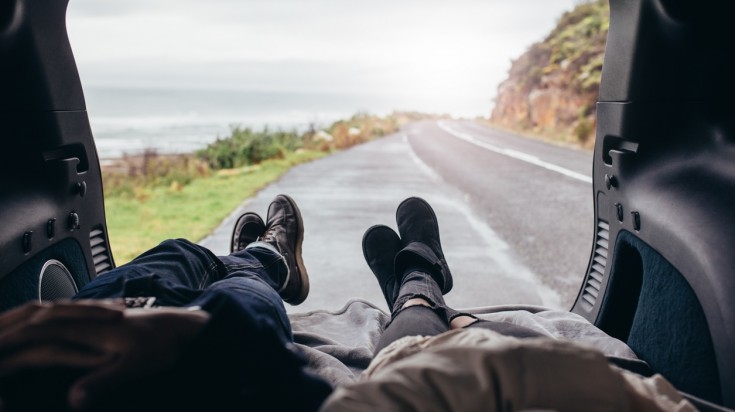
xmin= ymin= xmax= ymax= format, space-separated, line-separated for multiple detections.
xmin=437 ymin=121 xmax=592 ymax=184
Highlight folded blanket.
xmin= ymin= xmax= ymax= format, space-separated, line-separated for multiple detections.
xmin=288 ymin=299 xmax=646 ymax=388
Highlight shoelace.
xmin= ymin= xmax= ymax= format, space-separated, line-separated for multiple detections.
xmin=261 ymin=227 xmax=277 ymax=243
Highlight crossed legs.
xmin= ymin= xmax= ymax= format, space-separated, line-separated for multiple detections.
xmin=364 ymin=197 xmax=542 ymax=354
xmin=74 ymin=194 xmax=309 ymax=339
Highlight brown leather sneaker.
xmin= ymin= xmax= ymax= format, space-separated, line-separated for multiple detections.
xmin=261 ymin=194 xmax=309 ymax=305
xmin=231 ymin=212 xmax=266 ymax=253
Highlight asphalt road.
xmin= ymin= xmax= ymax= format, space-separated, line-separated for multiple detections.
xmin=200 ymin=120 xmax=593 ymax=314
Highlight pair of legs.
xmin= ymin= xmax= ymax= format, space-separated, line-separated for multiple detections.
xmin=0 ymin=194 xmax=330 ymax=412
xmin=376 ymin=292 xmax=543 ymax=353
xmin=75 ymin=194 xmax=308 ymax=342
xmin=75 ymin=238 xmax=293 ymax=339
xmin=66 ymin=194 xmax=330 ymax=411
xmin=77 ymin=195 xmax=537 ymax=354
xmin=363 ymin=197 xmax=542 ymax=354
xmin=67 ymin=195 xmax=535 ymax=405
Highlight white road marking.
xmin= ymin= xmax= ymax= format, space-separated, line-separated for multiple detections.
xmin=437 ymin=121 xmax=592 ymax=184
xmin=403 ymin=134 xmax=442 ymax=182
xmin=402 ymin=133 xmax=563 ymax=309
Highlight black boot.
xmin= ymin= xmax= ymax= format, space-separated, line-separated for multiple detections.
xmin=362 ymin=224 xmax=403 ymax=308
xmin=394 ymin=197 xmax=453 ymax=294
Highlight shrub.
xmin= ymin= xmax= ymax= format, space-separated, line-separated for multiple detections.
xmin=197 ymin=127 xmax=303 ymax=170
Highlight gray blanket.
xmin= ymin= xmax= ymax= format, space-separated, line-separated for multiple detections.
xmin=289 ymin=299 xmax=642 ymax=388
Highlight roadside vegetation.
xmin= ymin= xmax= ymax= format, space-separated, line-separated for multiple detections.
xmin=103 ymin=112 xmax=436 ymax=264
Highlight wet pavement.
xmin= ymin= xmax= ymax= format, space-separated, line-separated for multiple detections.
xmin=200 ymin=120 xmax=593 ymax=314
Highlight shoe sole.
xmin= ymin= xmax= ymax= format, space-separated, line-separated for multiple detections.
xmin=280 ymin=194 xmax=309 ymax=305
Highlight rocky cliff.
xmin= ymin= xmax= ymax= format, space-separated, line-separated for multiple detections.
xmin=490 ymin=0 xmax=609 ymax=146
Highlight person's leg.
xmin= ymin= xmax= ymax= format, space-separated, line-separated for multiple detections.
xmin=73 ymin=237 xmax=291 ymax=334
xmin=191 ymin=243 xmax=293 ymax=341
xmin=340 ymin=263 xmax=458 ymax=356
xmin=379 ymin=295 xmax=543 ymax=354
xmin=375 ymin=268 xmax=468 ymax=353
xmin=375 ymin=305 xmax=448 ymax=353
xmin=190 ymin=193 xmax=309 ymax=343
xmin=373 ymin=269 xmax=458 ymax=353
xmin=75 ymin=194 xmax=307 ymax=315
xmin=179 ymin=195 xmax=330 ymax=410
xmin=52 ymin=195 xmax=327 ymax=411
xmin=364 ymin=198 xmax=457 ymax=354
xmin=73 ymin=238 xmax=221 ymax=306
xmin=363 ymin=226 xmax=449 ymax=352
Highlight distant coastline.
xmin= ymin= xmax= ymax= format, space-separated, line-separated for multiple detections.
xmin=84 ymin=86 xmax=485 ymax=159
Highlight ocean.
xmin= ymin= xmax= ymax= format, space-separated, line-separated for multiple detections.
xmin=84 ymin=87 xmax=487 ymax=160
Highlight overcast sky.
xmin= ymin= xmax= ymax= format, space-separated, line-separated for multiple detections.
xmin=67 ymin=0 xmax=577 ymax=116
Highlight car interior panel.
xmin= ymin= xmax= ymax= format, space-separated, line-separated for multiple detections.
xmin=571 ymin=0 xmax=735 ymax=408
xmin=0 ymin=0 xmax=114 ymax=311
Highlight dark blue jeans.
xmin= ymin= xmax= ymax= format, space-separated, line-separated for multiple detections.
xmin=74 ymin=238 xmax=291 ymax=340
xmin=73 ymin=239 xmax=331 ymax=411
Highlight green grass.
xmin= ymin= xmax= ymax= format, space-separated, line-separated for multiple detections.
xmin=105 ymin=150 xmax=326 ymax=265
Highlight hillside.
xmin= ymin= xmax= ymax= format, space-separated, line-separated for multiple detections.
xmin=490 ymin=0 xmax=609 ymax=147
